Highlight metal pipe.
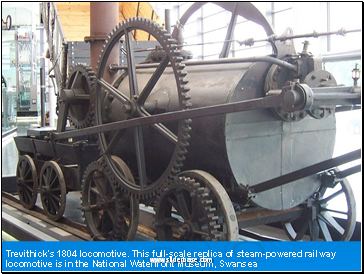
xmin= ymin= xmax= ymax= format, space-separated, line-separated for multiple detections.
xmin=52 ymin=92 xmax=284 ymax=140
xmin=40 ymin=67 xmax=45 ymax=127
xmin=311 ymin=86 xmax=361 ymax=106
xmin=165 ymin=9 xmax=171 ymax=34
xmin=110 ymin=55 xmax=298 ymax=71
xmin=86 ymin=2 xmax=119 ymax=82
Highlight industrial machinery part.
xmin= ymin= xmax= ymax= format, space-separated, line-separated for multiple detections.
xmin=155 ymin=176 xmax=221 ymax=241
xmin=95 ymin=17 xmax=192 ymax=200
xmin=16 ymin=155 xmax=38 ymax=210
xmin=57 ymin=64 xmax=95 ymax=131
xmin=81 ymin=157 xmax=139 ymax=241
xmin=282 ymin=169 xmax=356 ymax=241
xmin=39 ymin=161 xmax=67 ymax=221
xmin=66 ymin=65 xmax=96 ymax=129
xmin=178 ymin=170 xmax=239 ymax=241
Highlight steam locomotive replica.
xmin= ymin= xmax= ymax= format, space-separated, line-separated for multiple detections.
xmin=14 ymin=2 xmax=361 ymax=241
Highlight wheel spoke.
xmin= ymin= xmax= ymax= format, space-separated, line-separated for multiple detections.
xmin=107 ymin=208 xmax=116 ymax=225
xmin=176 ymin=191 xmax=191 ymax=221
xmin=21 ymin=160 xmax=26 ymax=177
xmin=48 ymin=196 xmax=57 ymax=214
xmin=124 ymin=29 xmax=139 ymax=97
xmin=50 ymin=174 xmax=58 ymax=187
xmin=219 ymin=3 xmax=238 ymax=58
xmin=295 ymin=220 xmax=309 ymax=240
xmin=50 ymin=187 xmax=61 ymax=192
xmin=167 ymin=196 xmax=180 ymax=213
xmin=93 ymin=175 xmax=106 ymax=197
xmin=318 ymin=212 xmax=345 ymax=236
xmin=320 ymin=188 xmax=344 ymax=204
xmin=141 ymin=110 xmax=178 ymax=144
xmin=191 ymin=229 xmax=209 ymax=237
xmin=49 ymin=195 xmax=60 ymax=212
xmin=23 ymin=179 xmax=34 ymax=184
xmin=318 ymin=219 xmax=333 ymax=241
xmin=137 ymin=56 xmax=169 ymax=104
xmin=164 ymin=217 xmax=183 ymax=228
xmin=24 ymin=164 xmax=31 ymax=179
xmin=23 ymin=183 xmax=34 ymax=193
xmin=70 ymin=70 xmax=80 ymax=90
xmin=50 ymin=192 xmax=61 ymax=202
xmin=17 ymin=165 xmax=23 ymax=178
xmin=134 ymin=126 xmax=147 ymax=189
xmin=104 ymin=129 xmax=127 ymax=155
xmin=98 ymin=78 xmax=129 ymax=103
xmin=88 ymin=204 xmax=103 ymax=212
xmin=90 ymin=186 xmax=101 ymax=196
xmin=45 ymin=168 xmax=51 ymax=187
xmin=23 ymin=187 xmax=32 ymax=203
xmin=321 ymin=207 xmax=349 ymax=216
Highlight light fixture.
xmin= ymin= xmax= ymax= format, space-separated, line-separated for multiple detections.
xmin=352 ymin=63 xmax=360 ymax=87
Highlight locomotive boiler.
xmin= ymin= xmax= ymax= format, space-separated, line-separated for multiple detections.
xmin=14 ymin=2 xmax=361 ymax=242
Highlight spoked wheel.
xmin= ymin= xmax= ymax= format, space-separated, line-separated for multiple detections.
xmin=95 ymin=17 xmax=191 ymax=200
xmin=282 ymin=172 xmax=356 ymax=241
xmin=39 ymin=161 xmax=66 ymax=221
xmin=16 ymin=155 xmax=38 ymax=209
xmin=81 ymin=157 xmax=139 ymax=241
xmin=155 ymin=176 xmax=221 ymax=241
xmin=179 ymin=170 xmax=239 ymax=241
xmin=173 ymin=2 xmax=280 ymax=58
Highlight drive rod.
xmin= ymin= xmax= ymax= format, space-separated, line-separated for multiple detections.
xmin=249 ymin=149 xmax=361 ymax=194
xmin=52 ymin=84 xmax=361 ymax=141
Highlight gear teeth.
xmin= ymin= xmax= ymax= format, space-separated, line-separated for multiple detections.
xmin=66 ymin=64 xmax=96 ymax=129
xmin=94 ymin=17 xmax=193 ymax=201
xmin=155 ymin=176 xmax=222 ymax=241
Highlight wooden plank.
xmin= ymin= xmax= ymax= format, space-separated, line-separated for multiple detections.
xmin=55 ymin=2 xmax=161 ymax=42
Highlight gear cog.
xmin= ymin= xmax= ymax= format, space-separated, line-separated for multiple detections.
xmin=81 ymin=157 xmax=138 ymax=241
xmin=154 ymin=176 xmax=222 ymax=241
xmin=66 ymin=64 xmax=95 ymax=129
xmin=95 ymin=17 xmax=192 ymax=200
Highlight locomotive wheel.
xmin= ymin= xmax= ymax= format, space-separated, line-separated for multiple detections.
xmin=282 ymin=174 xmax=356 ymax=241
xmin=95 ymin=17 xmax=191 ymax=200
xmin=179 ymin=170 xmax=239 ymax=241
xmin=155 ymin=176 xmax=221 ymax=241
xmin=39 ymin=161 xmax=66 ymax=221
xmin=16 ymin=155 xmax=38 ymax=209
xmin=66 ymin=64 xmax=95 ymax=129
xmin=81 ymin=157 xmax=139 ymax=241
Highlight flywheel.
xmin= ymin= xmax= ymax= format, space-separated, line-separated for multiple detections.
xmin=95 ymin=17 xmax=192 ymax=200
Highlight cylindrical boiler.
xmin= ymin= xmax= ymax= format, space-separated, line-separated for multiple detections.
xmin=104 ymin=60 xmax=335 ymax=210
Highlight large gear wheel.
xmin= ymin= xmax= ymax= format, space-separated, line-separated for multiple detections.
xmin=95 ymin=17 xmax=191 ymax=200
xmin=66 ymin=64 xmax=95 ymax=129
xmin=179 ymin=170 xmax=239 ymax=241
xmin=81 ymin=157 xmax=139 ymax=241
xmin=154 ymin=176 xmax=221 ymax=241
